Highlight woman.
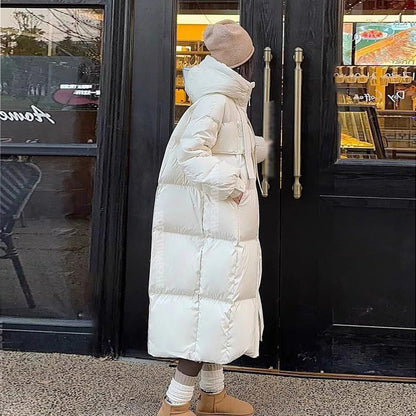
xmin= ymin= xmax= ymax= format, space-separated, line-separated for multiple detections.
xmin=148 ymin=20 xmax=268 ymax=416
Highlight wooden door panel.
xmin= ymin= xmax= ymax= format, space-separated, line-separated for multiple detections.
xmin=281 ymin=0 xmax=416 ymax=376
xmin=321 ymin=202 xmax=415 ymax=328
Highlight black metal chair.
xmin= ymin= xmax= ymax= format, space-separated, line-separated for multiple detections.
xmin=1 ymin=160 xmax=42 ymax=308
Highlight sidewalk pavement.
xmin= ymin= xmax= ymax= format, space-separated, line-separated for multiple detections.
xmin=1 ymin=350 xmax=415 ymax=416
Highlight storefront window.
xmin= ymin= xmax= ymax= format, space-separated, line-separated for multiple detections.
xmin=0 ymin=156 xmax=94 ymax=319
xmin=0 ymin=8 xmax=103 ymax=144
xmin=0 ymin=7 xmax=103 ymax=321
xmin=338 ymin=1 xmax=416 ymax=160
xmin=175 ymin=1 xmax=240 ymax=123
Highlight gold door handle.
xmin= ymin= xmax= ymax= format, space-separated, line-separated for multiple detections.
xmin=261 ymin=47 xmax=272 ymax=197
xmin=293 ymin=47 xmax=303 ymax=199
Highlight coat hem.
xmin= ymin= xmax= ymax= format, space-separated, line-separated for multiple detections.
xmin=147 ymin=350 xmax=259 ymax=365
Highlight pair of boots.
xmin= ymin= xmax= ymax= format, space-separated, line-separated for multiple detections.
xmin=157 ymin=388 xmax=254 ymax=416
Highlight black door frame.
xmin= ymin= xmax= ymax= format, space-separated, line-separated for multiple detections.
xmin=121 ymin=0 xmax=178 ymax=359
xmin=1 ymin=0 xmax=133 ymax=356
xmin=121 ymin=0 xmax=283 ymax=369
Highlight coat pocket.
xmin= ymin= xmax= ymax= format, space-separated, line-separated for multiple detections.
xmin=228 ymin=196 xmax=239 ymax=208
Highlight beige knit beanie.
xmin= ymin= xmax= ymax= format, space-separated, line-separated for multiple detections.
xmin=203 ymin=19 xmax=255 ymax=69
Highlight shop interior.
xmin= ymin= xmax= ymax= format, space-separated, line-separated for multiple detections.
xmin=175 ymin=1 xmax=415 ymax=160
xmin=338 ymin=1 xmax=416 ymax=160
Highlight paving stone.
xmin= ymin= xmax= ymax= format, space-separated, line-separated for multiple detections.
xmin=1 ymin=351 xmax=415 ymax=416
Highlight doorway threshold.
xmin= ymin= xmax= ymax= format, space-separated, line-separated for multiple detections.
xmin=117 ymin=356 xmax=415 ymax=383
xmin=224 ymin=365 xmax=416 ymax=383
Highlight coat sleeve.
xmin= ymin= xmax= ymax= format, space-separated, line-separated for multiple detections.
xmin=255 ymin=135 xmax=270 ymax=164
xmin=177 ymin=94 xmax=246 ymax=200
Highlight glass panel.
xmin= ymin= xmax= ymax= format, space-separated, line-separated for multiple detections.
xmin=176 ymin=1 xmax=240 ymax=123
xmin=0 ymin=8 xmax=104 ymax=144
xmin=338 ymin=1 xmax=416 ymax=160
xmin=0 ymin=156 xmax=94 ymax=320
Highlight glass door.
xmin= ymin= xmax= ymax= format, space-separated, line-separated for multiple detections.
xmin=280 ymin=0 xmax=415 ymax=377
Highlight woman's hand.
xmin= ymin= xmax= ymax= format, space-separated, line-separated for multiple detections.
xmin=232 ymin=193 xmax=243 ymax=205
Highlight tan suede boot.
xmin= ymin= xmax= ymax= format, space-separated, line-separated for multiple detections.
xmin=156 ymin=400 xmax=196 ymax=416
xmin=195 ymin=389 xmax=254 ymax=416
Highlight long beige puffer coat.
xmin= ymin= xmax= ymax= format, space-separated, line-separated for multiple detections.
xmin=148 ymin=55 xmax=267 ymax=364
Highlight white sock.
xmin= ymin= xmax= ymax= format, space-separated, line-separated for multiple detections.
xmin=200 ymin=364 xmax=224 ymax=394
xmin=166 ymin=369 xmax=197 ymax=406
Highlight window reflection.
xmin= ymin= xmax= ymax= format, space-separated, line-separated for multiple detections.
xmin=0 ymin=156 xmax=94 ymax=319
xmin=0 ymin=8 xmax=103 ymax=144
xmin=338 ymin=1 xmax=416 ymax=160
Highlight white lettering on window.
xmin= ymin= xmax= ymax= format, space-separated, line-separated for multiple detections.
xmin=25 ymin=112 xmax=34 ymax=122
xmin=387 ymin=90 xmax=405 ymax=103
xmin=0 ymin=105 xmax=55 ymax=124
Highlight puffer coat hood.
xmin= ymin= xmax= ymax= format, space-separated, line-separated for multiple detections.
xmin=184 ymin=55 xmax=255 ymax=107
xmin=148 ymin=56 xmax=266 ymax=365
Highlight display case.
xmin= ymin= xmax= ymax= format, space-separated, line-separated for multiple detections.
xmin=335 ymin=61 xmax=416 ymax=161
xmin=377 ymin=110 xmax=416 ymax=159
xmin=338 ymin=105 xmax=386 ymax=159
